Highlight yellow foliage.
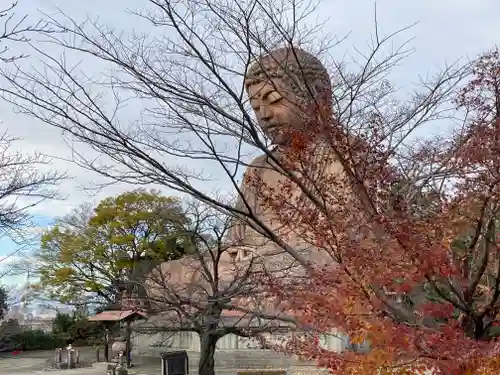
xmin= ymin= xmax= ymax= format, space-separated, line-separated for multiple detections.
xmin=33 ymin=189 xmax=190 ymax=306
xmin=350 ymin=332 xmax=368 ymax=345
xmin=471 ymin=356 xmax=500 ymax=374
xmin=54 ymin=267 xmax=74 ymax=279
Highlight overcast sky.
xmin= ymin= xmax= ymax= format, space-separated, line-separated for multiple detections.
xmin=1 ymin=0 xmax=499 ymax=286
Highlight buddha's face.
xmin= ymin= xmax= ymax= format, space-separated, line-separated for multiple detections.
xmin=246 ymin=79 xmax=308 ymax=146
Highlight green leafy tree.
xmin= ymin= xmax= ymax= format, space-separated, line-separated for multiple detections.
xmin=33 ymin=189 xmax=193 ymax=307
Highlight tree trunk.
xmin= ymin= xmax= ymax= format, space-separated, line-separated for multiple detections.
xmin=198 ymin=333 xmax=218 ymax=375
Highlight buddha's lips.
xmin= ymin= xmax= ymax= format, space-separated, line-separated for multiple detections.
xmin=262 ymin=123 xmax=280 ymax=132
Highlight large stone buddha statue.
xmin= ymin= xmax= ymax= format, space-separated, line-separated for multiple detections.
xmin=146 ymin=47 xmax=346 ymax=308
xmin=226 ymin=47 xmax=346 ymax=270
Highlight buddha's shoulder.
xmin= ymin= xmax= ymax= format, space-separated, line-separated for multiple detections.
xmin=246 ymin=153 xmax=272 ymax=170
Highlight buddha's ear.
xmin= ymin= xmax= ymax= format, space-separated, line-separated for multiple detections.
xmin=244 ymin=82 xmax=252 ymax=96
xmin=315 ymin=96 xmax=335 ymax=129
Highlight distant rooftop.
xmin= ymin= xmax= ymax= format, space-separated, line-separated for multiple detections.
xmin=88 ymin=310 xmax=148 ymax=322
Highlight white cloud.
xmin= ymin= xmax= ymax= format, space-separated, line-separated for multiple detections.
xmin=0 ymin=255 xmax=20 ymax=266
xmin=2 ymin=0 xmax=500 ymax=220
xmin=0 ymin=254 xmax=38 ymax=288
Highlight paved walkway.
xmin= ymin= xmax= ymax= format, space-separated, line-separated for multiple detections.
xmin=0 ymin=349 xmax=161 ymax=375
xmin=0 ymin=348 xmax=323 ymax=375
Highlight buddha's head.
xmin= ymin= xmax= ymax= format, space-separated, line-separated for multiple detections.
xmin=244 ymin=47 xmax=332 ymax=145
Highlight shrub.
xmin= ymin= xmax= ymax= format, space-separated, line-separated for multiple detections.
xmin=52 ymin=312 xmax=75 ymax=335
xmin=52 ymin=312 xmax=102 ymax=345
xmin=1 ymin=314 xmax=104 ymax=351
xmin=71 ymin=317 xmax=101 ymax=342
xmin=7 ymin=329 xmax=65 ymax=350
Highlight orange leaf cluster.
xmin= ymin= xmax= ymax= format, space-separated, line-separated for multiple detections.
xmin=250 ymin=48 xmax=500 ymax=374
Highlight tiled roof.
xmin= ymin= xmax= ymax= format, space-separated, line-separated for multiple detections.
xmin=88 ymin=310 xmax=148 ymax=322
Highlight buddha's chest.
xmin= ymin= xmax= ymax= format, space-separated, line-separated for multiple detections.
xmin=246 ymin=167 xmax=307 ymax=220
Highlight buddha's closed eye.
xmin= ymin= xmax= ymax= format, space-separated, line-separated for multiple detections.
xmin=249 ymin=89 xmax=283 ymax=111
xmin=266 ymin=90 xmax=283 ymax=104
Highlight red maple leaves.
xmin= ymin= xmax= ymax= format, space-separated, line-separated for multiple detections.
xmin=250 ymin=48 xmax=500 ymax=374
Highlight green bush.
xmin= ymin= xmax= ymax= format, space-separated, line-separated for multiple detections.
xmin=71 ymin=317 xmax=101 ymax=342
xmin=7 ymin=329 xmax=65 ymax=350
xmin=72 ymin=338 xmax=90 ymax=347
xmin=53 ymin=312 xmax=75 ymax=335
xmin=52 ymin=312 xmax=102 ymax=346
xmin=1 ymin=313 xmax=104 ymax=351
xmin=0 ymin=318 xmax=22 ymax=336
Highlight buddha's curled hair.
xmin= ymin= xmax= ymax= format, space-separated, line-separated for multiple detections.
xmin=245 ymin=47 xmax=332 ymax=110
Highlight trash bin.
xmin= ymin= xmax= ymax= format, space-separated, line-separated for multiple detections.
xmin=160 ymin=350 xmax=189 ymax=375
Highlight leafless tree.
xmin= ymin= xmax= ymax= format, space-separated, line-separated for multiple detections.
xmin=0 ymin=0 xmax=474 ymax=371
xmin=0 ymin=2 xmax=62 ymax=275
xmin=0 ymin=0 xmax=467 ymax=265
xmin=0 ymin=1 xmax=57 ymax=63
xmin=141 ymin=200 xmax=296 ymax=375
xmin=0 ymin=132 xmax=62 ymax=242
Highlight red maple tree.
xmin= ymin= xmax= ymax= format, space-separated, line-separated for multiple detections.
xmin=250 ymin=48 xmax=500 ymax=374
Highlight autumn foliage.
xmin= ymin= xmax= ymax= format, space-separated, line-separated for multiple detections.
xmin=253 ymin=49 xmax=500 ymax=374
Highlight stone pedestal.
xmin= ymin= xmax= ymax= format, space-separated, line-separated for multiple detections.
xmin=112 ymin=337 xmax=126 ymax=360
xmin=112 ymin=335 xmax=133 ymax=365
xmin=52 ymin=345 xmax=79 ymax=369
xmin=111 ymin=338 xmax=127 ymax=356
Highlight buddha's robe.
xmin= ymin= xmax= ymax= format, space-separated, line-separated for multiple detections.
xmin=225 ymin=144 xmax=352 ymax=274
xmin=146 ymin=144 xmax=361 ymax=313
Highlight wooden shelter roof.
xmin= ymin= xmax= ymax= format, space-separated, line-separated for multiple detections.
xmin=88 ymin=310 xmax=148 ymax=322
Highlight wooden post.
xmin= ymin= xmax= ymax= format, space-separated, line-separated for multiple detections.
xmin=104 ymin=326 xmax=110 ymax=362
xmin=125 ymin=319 xmax=132 ymax=367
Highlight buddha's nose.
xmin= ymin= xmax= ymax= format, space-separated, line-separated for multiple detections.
xmin=260 ymin=105 xmax=272 ymax=121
